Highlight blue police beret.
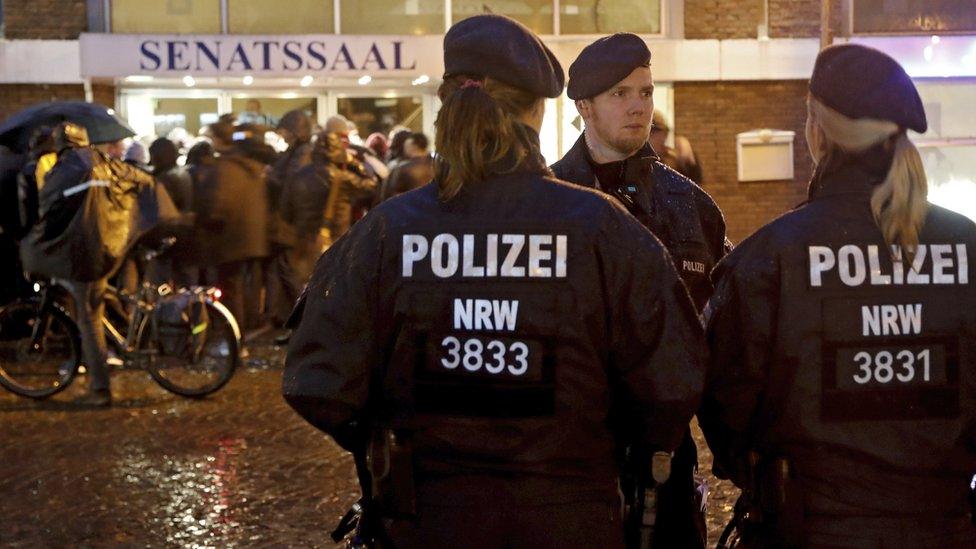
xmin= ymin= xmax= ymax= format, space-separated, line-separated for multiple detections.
xmin=444 ymin=14 xmax=564 ymax=98
xmin=567 ymin=33 xmax=651 ymax=100
xmin=810 ymin=44 xmax=927 ymax=133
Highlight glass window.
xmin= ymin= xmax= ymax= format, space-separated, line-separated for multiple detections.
xmin=341 ymin=1 xmax=445 ymax=35
xmin=337 ymin=96 xmax=424 ymax=138
xmin=230 ymin=96 xmax=318 ymax=128
xmin=853 ymin=0 xmax=976 ymax=34
xmin=229 ymin=0 xmax=334 ymax=34
xmin=912 ymin=81 xmax=976 ymax=221
xmin=560 ymin=0 xmax=661 ymax=35
xmin=452 ymin=1 xmax=553 ymax=34
xmin=111 ymin=0 xmax=221 ymax=34
xmin=153 ymin=98 xmax=220 ymax=137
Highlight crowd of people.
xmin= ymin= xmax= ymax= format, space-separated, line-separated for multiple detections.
xmin=0 ymin=108 xmax=434 ymax=405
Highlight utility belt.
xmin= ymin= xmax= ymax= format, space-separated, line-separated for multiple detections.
xmin=719 ymin=452 xmax=804 ymax=549
xmin=622 ymin=448 xmax=673 ymax=549
xmin=331 ymin=428 xmax=416 ymax=548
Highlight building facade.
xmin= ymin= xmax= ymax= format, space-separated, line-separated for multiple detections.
xmin=2 ymin=0 xmax=974 ymax=242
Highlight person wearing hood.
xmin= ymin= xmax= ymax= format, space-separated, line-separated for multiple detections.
xmin=196 ymin=121 xmax=275 ymax=335
xmin=283 ymin=14 xmax=705 ymax=548
xmin=701 ymin=44 xmax=976 ymax=547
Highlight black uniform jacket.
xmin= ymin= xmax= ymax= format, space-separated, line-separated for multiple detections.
xmin=702 ymin=155 xmax=976 ymax=520
xmin=283 ymin=157 xmax=706 ymax=505
xmin=551 ymin=135 xmax=728 ymax=311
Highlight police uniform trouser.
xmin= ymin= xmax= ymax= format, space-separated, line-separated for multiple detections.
xmin=61 ymin=278 xmax=109 ymax=393
xmin=387 ymin=498 xmax=624 ymax=549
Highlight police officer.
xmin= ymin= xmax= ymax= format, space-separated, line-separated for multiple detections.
xmin=551 ymin=33 xmax=728 ymax=312
xmin=283 ymin=14 xmax=706 ymax=549
xmin=702 ymin=44 xmax=976 ymax=547
xmin=551 ymin=33 xmax=728 ymax=548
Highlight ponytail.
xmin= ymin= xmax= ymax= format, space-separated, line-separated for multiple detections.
xmin=807 ymin=96 xmax=929 ymax=259
xmin=434 ymin=75 xmax=540 ymax=201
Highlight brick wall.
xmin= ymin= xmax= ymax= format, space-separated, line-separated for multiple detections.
xmin=0 ymin=84 xmax=116 ymax=125
xmin=674 ymin=80 xmax=812 ymax=243
xmin=769 ymin=0 xmax=846 ymax=38
xmin=685 ymin=0 xmax=764 ymax=39
xmin=2 ymin=0 xmax=88 ymax=39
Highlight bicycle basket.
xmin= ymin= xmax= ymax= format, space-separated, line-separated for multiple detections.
xmin=152 ymin=291 xmax=209 ymax=357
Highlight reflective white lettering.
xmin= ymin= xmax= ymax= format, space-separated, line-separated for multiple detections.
xmin=862 ymin=305 xmax=881 ymax=336
xmin=492 ymin=299 xmax=518 ymax=331
xmin=474 ymin=300 xmax=493 ymax=330
xmin=555 ymin=235 xmax=568 ymax=277
xmin=431 ymin=234 xmax=459 ymax=277
xmin=899 ymin=303 xmax=922 ymax=335
xmin=809 ymin=246 xmax=835 ymax=287
xmin=453 ymin=298 xmax=473 ymax=330
xmin=528 ymin=235 xmax=552 ymax=277
xmin=868 ymin=245 xmax=891 ymax=285
xmin=402 ymin=234 xmax=429 ymax=277
xmin=931 ymin=244 xmax=954 ymax=284
xmin=838 ymin=245 xmax=867 ymax=286
xmin=486 ymin=234 xmax=499 ymax=277
xmin=907 ymin=246 xmax=929 ymax=284
xmin=958 ymin=244 xmax=969 ymax=284
xmin=462 ymin=234 xmax=485 ymax=277
xmin=501 ymin=234 xmax=526 ymax=277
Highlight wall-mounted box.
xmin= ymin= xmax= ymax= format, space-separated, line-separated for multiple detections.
xmin=737 ymin=129 xmax=796 ymax=182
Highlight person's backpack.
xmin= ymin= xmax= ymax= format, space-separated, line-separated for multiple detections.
xmin=152 ymin=291 xmax=209 ymax=358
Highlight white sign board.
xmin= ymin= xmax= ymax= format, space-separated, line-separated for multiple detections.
xmin=79 ymin=33 xmax=444 ymax=78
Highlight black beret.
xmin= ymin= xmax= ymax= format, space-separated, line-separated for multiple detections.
xmin=444 ymin=14 xmax=564 ymax=98
xmin=567 ymin=33 xmax=651 ymax=100
xmin=810 ymin=44 xmax=927 ymax=133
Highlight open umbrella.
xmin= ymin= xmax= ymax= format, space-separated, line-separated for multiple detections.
xmin=0 ymin=101 xmax=136 ymax=153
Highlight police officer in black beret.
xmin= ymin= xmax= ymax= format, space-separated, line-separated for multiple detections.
xmin=552 ymin=33 xmax=728 ymax=548
xmin=283 ymin=15 xmax=706 ymax=549
xmin=702 ymin=43 xmax=976 ymax=547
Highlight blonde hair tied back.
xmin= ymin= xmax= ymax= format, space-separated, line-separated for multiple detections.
xmin=806 ymin=96 xmax=929 ymax=260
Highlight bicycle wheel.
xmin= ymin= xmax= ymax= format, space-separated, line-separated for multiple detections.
xmin=0 ymin=298 xmax=81 ymax=399
xmin=145 ymin=298 xmax=239 ymax=397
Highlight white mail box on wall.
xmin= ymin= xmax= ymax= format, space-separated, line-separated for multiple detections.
xmin=736 ymin=129 xmax=796 ymax=182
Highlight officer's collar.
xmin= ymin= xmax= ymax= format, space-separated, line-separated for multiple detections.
xmin=807 ymin=142 xmax=895 ymax=201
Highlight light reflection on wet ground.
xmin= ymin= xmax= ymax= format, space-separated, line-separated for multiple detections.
xmin=0 ymin=340 xmax=736 ymax=546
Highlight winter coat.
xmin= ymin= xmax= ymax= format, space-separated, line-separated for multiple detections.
xmin=196 ymin=146 xmax=271 ymax=266
xmin=551 ymin=136 xmax=728 ymax=312
xmin=283 ymin=128 xmax=706 ymax=507
xmin=701 ymin=151 xmax=976 ymax=547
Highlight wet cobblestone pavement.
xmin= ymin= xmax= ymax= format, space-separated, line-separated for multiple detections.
xmin=1 ymin=335 xmax=737 ymax=547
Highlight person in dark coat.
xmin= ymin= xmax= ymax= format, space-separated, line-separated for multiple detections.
xmin=283 ymin=14 xmax=706 ymax=549
xmin=264 ymin=110 xmax=314 ymax=325
xmin=550 ymin=32 xmax=728 ymax=548
xmin=196 ymin=122 xmax=275 ymax=334
xmin=149 ymin=137 xmax=197 ymax=286
xmin=701 ymin=44 xmax=976 ymax=548
xmin=378 ymin=132 xmax=434 ymax=203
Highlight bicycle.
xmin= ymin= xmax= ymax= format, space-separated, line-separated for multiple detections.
xmin=0 ymin=245 xmax=241 ymax=399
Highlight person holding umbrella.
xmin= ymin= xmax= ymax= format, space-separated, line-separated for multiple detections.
xmin=20 ymin=118 xmax=158 ymax=407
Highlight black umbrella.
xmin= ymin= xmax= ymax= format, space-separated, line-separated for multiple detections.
xmin=0 ymin=101 xmax=136 ymax=153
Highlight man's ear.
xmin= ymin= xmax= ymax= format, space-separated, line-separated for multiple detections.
xmin=575 ymin=99 xmax=591 ymax=120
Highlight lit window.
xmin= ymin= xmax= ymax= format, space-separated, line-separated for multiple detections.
xmin=559 ymin=0 xmax=661 ymax=35
xmin=228 ymin=0 xmax=333 ymax=34
xmin=111 ymin=0 xmax=221 ymax=34
xmin=452 ymin=1 xmax=554 ymax=34
xmin=913 ymin=81 xmax=976 ymax=221
xmin=853 ymin=0 xmax=976 ymax=34
xmin=341 ymin=1 xmax=445 ymax=35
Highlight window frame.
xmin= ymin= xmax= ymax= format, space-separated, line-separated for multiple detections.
xmin=101 ymin=0 xmax=669 ymax=37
